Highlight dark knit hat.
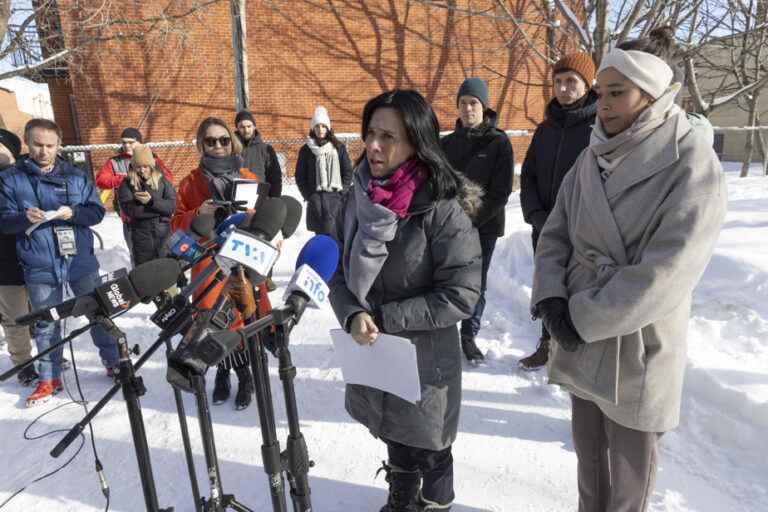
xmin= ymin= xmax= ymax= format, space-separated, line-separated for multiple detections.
xmin=456 ymin=77 xmax=489 ymax=109
xmin=234 ymin=110 xmax=255 ymax=126
xmin=553 ymin=52 xmax=596 ymax=87
xmin=120 ymin=127 xmax=143 ymax=142
xmin=0 ymin=129 xmax=21 ymax=159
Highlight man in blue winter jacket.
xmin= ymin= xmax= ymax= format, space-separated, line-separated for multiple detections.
xmin=0 ymin=118 xmax=119 ymax=407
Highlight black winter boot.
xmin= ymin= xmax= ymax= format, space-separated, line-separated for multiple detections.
xmin=234 ymin=366 xmax=254 ymax=410
xmin=460 ymin=336 xmax=485 ymax=363
xmin=212 ymin=366 xmax=231 ymax=405
xmin=377 ymin=461 xmax=421 ymax=512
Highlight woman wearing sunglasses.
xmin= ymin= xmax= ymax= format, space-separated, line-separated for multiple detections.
xmin=172 ymin=116 xmax=269 ymax=411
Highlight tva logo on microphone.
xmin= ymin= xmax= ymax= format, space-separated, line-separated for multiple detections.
xmin=285 ymin=264 xmax=329 ymax=308
xmin=218 ymin=229 xmax=280 ymax=276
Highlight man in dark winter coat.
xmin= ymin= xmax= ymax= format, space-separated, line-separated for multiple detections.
xmin=519 ymin=52 xmax=597 ymax=370
xmin=0 ymin=128 xmax=37 ymax=386
xmin=441 ymin=77 xmax=514 ymax=363
xmin=234 ymin=110 xmax=282 ymax=197
xmin=0 ymin=119 xmax=119 ymax=407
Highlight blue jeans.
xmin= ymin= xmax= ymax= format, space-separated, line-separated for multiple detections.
xmin=460 ymin=235 xmax=497 ymax=339
xmin=27 ymin=272 xmax=120 ymax=380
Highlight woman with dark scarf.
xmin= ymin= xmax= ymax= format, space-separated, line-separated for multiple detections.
xmin=294 ymin=106 xmax=353 ymax=235
xmin=171 ymin=117 xmax=269 ymax=410
xmin=329 ymin=90 xmax=482 ymax=512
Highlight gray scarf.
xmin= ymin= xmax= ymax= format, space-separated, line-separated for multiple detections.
xmin=307 ymin=137 xmax=342 ymax=192
xmin=344 ymin=160 xmax=399 ymax=309
xmin=201 ymin=154 xmax=243 ymax=201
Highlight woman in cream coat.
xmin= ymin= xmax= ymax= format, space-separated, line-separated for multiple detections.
xmin=531 ymin=31 xmax=727 ymax=511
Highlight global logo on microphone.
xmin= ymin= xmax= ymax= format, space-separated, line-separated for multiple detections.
xmin=106 ymin=283 xmax=129 ymax=309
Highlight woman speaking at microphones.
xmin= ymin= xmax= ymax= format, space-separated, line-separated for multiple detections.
xmin=171 ymin=117 xmax=271 ymax=410
xmin=329 ymin=90 xmax=482 ymax=512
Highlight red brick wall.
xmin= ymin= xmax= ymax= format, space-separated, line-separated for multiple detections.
xmin=47 ymin=0 xmax=568 ymax=182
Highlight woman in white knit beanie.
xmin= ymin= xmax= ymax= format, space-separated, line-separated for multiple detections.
xmin=531 ymin=27 xmax=727 ymax=511
xmin=294 ymin=106 xmax=353 ymax=235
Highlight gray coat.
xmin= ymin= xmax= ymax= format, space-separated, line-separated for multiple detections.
xmin=330 ymin=183 xmax=482 ymax=451
xmin=532 ymin=113 xmax=727 ymax=432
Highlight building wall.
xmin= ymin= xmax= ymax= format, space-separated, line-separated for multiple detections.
xmin=47 ymin=0 xmax=567 ymax=184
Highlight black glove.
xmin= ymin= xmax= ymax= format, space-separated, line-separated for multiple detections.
xmin=530 ymin=210 xmax=548 ymax=234
xmin=536 ymin=297 xmax=584 ymax=352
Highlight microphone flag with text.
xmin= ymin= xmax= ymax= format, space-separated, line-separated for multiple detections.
xmin=189 ymin=234 xmax=339 ymax=368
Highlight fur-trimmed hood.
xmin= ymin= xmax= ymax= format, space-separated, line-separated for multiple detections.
xmin=456 ymin=172 xmax=485 ymax=222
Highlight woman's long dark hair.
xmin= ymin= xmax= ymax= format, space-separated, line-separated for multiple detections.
xmin=308 ymin=127 xmax=343 ymax=149
xmin=357 ymin=89 xmax=459 ymax=200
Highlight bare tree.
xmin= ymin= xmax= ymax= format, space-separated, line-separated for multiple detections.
xmin=0 ymin=0 xmax=225 ymax=82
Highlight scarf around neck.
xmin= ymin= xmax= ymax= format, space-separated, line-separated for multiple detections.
xmin=307 ymin=137 xmax=343 ymax=192
xmin=589 ymin=84 xmax=682 ymax=178
xmin=200 ymin=154 xmax=243 ymax=201
xmin=344 ymin=158 xmax=426 ymax=309
xmin=366 ymin=157 xmax=427 ymax=219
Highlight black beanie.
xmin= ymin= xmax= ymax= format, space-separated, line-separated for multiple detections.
xmin=456 ymin=77 xmax=489 ymax=109
xmin=120 ymin=127 xmax=143 ymax=142
xmin=0 ymin=129 xmax=21 ymax=159
xmin=234 ymin=110 xmax=255 ymax=126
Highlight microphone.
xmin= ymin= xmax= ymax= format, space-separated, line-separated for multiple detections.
xmin=17 ymin=258 xmax=183 ymax=325
xmin=281 ymin=234 xmax=339 ymax=324
xmin=280 ymin=196 xmax=303 ymax=239
xmin=192 ymin=235 xmax=340 ymax=367
xmin=166 ymin=214 xmax=216 ymax=263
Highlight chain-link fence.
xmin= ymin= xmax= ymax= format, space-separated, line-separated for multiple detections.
xmin=58 ymin=130 xmax=532 ymax=207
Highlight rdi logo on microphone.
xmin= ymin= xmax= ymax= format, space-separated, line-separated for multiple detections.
xmin=218 ymin=229 xmax=279 ymax=276
xmin=285 ymin=264 xmax=329 ymax=308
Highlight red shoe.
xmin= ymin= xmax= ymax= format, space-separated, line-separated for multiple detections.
xmin=26 ymin=379 xmax=63 ymax=408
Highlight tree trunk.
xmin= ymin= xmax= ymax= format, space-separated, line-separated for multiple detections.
xmin=0 ymin=0 xmax=9 ymax=44
xmin=740 ymin=92 xmax=760 ymax=177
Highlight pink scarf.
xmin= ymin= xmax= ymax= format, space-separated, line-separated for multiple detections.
xmin=366 ymin=158 xmax=427 ymax=219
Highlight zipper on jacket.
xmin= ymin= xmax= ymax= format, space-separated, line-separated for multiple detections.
xmin=549 ymin=130 xmax=566 ymax=209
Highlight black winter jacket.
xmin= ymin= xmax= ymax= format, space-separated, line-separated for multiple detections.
xmin=294 ymin=140 xmax=354 ymax=234
xmin=520 ymin=91 xmax=597 ymax=234
xmin=236 ymin=131 xmax=282 ymax=197
xmin=118 ymin=176 xmax=176 ymax=265
xmin=440 ymin=110 xmax=514 ymax=237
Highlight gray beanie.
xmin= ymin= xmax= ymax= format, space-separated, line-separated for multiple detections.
xmin=456 ymin=77 xmax=489 ymax=109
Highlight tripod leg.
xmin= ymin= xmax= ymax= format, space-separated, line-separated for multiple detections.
xmin=247 ymin=332 xmax=288 ymax=512
xmin=191 ymin=374 xmax=225 ymax=510
xmin=274 ymin=326 xmax=313 ymax=512
xmin=165 ymin=340 xmax=202 ymax=512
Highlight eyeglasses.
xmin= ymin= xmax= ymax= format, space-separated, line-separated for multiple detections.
xmin=203 ymin=136 xmax=232 ymax=148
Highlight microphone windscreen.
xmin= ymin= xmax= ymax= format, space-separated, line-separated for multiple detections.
xmin=191 ymin=214 xmax=216 ymax=239
xmin=249 ymin=197 xmax=287 ymax=241
xmin=296 ymin=234 xmax=339 ymax=283
xmin=280 ymin=196 xmax=303 ymax=239
xmin=129 ymin=258 xmax=184 ymax=299
xmin=216 ymin=212 xmax=248 ymax=235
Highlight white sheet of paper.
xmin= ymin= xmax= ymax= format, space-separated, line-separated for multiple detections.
xmin=330 ymin=329 xmax=421 ymax=404
xmin=233 ymin=179 xmax=261 ymax=209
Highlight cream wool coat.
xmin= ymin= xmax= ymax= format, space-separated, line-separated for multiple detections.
xmin=531 ymin=112 xmax=727 ymax=432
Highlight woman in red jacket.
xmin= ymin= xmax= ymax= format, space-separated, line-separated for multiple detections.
xmin=172 ymin=117 xmax=271 ymax=411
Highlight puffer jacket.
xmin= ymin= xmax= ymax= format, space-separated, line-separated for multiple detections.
xmin=118 ymin=175 xmax=176 ymax=265
xmin=440 ymin=110 xmax=514 ymax=237
xmin=520 ymin=91 xmax=597 ymax=235
xmin=330 ymin=174 xmax=482 ymax=451
xmin=0 ymin=157 xmax=105 ymax=285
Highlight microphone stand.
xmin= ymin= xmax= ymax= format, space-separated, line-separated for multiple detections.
xmin=49 ymin=315 xmax=174 ymax=512
xmin=0 ymin=320 xmax=97 ymax=382
xmin=241 ymin=293 xmax=313 ymax=512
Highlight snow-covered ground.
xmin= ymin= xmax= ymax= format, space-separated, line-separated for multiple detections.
xmin=1 ymin=164 xmax=766 ymax=512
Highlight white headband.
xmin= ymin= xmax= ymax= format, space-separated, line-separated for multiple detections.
xmin=597 ymin=48 xmax=673 ymax=99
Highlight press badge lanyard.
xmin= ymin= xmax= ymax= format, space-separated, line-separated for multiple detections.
xmin=25 ymin=169 xmax=78 ymax=257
